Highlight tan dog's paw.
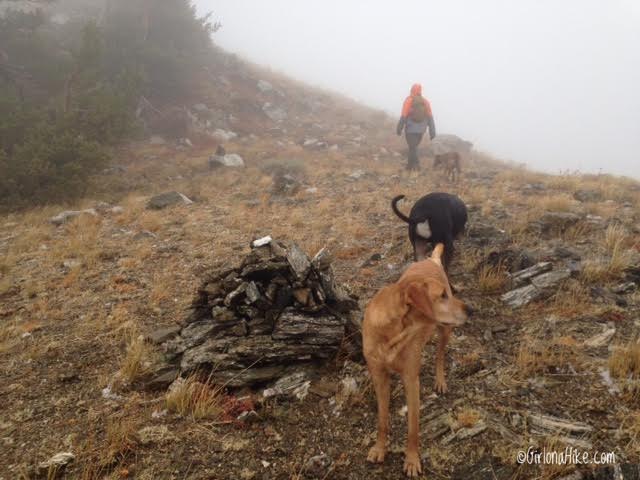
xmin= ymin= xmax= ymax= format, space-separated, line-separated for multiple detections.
xmin=434 ymin=377 xmax=448 ymax=394
xmin=403 ymin=450 xmax=422 ymax=477
xmin=367 ymin=443 xmax=387 ymax=463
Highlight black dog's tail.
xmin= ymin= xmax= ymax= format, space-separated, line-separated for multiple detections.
xmin=391 ymin=195 xmax=412 ymax=224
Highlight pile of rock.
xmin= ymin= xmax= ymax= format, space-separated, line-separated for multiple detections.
xmin=158 ymin=237 xmax=359 ymax=387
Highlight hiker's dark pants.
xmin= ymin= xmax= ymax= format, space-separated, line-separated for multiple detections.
xmin=405 ymin=132 xmax=424 ymax=170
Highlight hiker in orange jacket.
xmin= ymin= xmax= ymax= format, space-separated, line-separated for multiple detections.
xmin=396 ymin=84 xmax=436 ymax=170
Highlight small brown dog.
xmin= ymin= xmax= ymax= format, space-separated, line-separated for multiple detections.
xmin=362 ymin=244 xmax=469 ymax=477
xmin=433 ymin=151 xmax=461 ymax=182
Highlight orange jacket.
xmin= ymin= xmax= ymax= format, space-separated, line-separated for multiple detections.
xmin=401 ymin=84 xmax=433 ymax=118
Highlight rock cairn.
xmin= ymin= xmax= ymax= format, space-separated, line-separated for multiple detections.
xmin=161 ymin=237 xmax=359 ymax=387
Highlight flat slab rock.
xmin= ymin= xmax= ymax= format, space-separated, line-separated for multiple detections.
xmin=147 ymin=191 xmax=193 ymax=210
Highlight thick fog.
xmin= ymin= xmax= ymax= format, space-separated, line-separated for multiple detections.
xmin=196 ymin=0 xmax=639 ymax=179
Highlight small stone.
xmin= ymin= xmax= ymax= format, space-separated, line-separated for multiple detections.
xmin=146 ymin=326 xmax=181 ymax=344
xmin=240 ymin=468 xmax=257 ymax=480
xmin=146 ymin=191 xmax=193 ymax=210
xmin=303 ymin=453 xmax=332 ymax=478
xmin=50 ymin=209 xmax=97 ymax=226
xmin=287 ymin=244 xmax=311 ymax=279
xmin=37 ymin=452 xmax=75 ymax=476
xmin=137 ymin=425 xmax=176 ymax=445
xmin=584 ymin=328 xmax=616 ymax=348
xmin=252 ymin=236 xmax=272 ymax=248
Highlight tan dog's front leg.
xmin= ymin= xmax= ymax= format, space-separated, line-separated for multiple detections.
xmin=435 ymin=325 xmax=452 ymax=393
xmin=401 ymin=371 xmax=422 ymax=477
xmin=367 ymin=365 xmax=390 ymax=464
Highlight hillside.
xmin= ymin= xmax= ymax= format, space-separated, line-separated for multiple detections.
xmin=2 ymin=12 xmax=640 ymax=480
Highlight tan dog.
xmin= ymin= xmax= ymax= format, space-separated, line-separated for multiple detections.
xmin=433 ymin=151 xmax=461 ymax=182
xmin=362 ymin=244 xmax=469 ymax=476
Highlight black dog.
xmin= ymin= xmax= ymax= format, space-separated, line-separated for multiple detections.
xmin=391 ymin=192 xmax=468 ymax=272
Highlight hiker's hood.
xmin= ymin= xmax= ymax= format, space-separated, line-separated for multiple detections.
xmin=410 ymin=84 xmax=422 ymax=96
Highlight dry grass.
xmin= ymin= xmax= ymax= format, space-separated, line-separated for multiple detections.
xmin=604 ymin=223 xmax=629 ymax=250
xmin=581 ymin=224 xmax=633 ymax=282
xmin=582 ymin=247 xmax=633 ymax=283
xmin=515 ymin=336 xmax=579 ymax=378
xmin=550 ymin=280 xmax=592 ymax=317
xmin=102 ymin=417 xmax=139 ymax=468
xmin=537 ymin=194 xmax=575 ymax=212
xmin=477 ymin=263 xmax=508 ymax=293
xmin=609 ymin=342 xmax=640 ymax=398
xmin=455 ymin=408 xmax=482 ymax=428
xmin=119 ymin=330 xmax=154 ymax=384
xmin=165 ymin=375 xmax=224 ymax=420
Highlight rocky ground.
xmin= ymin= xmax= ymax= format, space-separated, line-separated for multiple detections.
xmin=1 ymin=53 xmax=640 ymax=480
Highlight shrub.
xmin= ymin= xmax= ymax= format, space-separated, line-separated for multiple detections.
xmin=0 ymin=127 xmax=108 ymax=206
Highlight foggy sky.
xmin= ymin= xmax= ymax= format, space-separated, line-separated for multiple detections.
xmin=196 ymin=0 xmax=639 ymax=179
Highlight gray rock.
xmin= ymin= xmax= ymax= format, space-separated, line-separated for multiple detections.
xmin=501 ymin=284 xmax=545 ymax=308
xmin=531 ymin=269 xmax=571 ymax=289
xmin=263 ymin=371 xmax=310 ymax=399
xmin=62 ymin=259 xmax=81 ymax=269
xmin=272 ymin=309 xmax=345 ymax=345
xmin=257 ymin=79 xmax=273 ymax=92
xmin=303 ymin=453 xmax=332 ymax=478
xmin=348 ymin=169 xmax=367 ymax=180
xmin=612 ymin=282 xmax=637 ymax=294
xmin=287 ymin=244 xmax=311 ymax=279
xmin=50 ymin=209 xmax=97 ymax=226
xmin=423 ymin=134 xmax=473 ymax=156
xmin=263 ymin=102 xmax=287 ymax=122
xmin=37 ymin=452 xmax=75 ymax=476
xmin=147 ymin=191 xmax=193 ymax=210
xmin=573 ymin=189 xmax=602 ymax=202
xmin=466 ymin=222 xmax=508 ymax=245
xmin=252 ymin=236 xmax=272 ymax=248
xmin=212 ymin=129 xmax=237 ymax=143
xmin=142 ymin=367 xmax=179 ymax=391
xmin=209 ymin=153 xmax=245 ymax=168
xmin=137 ymin=425 xmax=176 ymax=445
xmin=146 ymin=326 xmax=181 ymax=345
xmin=510 ymin=262 xmax=553 ymax=288
xmin=149 ymin=135 xmax=166 ymax=145
xmin=532 ymin=211 xmax=582 ymax=235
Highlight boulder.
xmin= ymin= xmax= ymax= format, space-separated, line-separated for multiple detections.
xmin=209 ymin=153 xmax=245 ymax=168
xmin=146 ymin=192 xmax=193 ymax=210
xmin=257 ymin=80 xmax=273 ymax=92
xmin=263 ymin=102 xmax=287 ymax=122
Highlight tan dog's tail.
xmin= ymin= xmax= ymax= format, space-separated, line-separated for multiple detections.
xmin=431 ymin=243 xmax=444 ymax=265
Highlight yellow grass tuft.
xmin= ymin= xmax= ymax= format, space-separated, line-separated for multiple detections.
xmin=477 ymin=263 xmax=508 ymax=293
xmin=455 ymin=408 xmax=482 ymax=429
xmin=537 ymin=194 xmax=575 ymax=212
xmin=119 ymin=330 xmax=153 ymax=384
xmin=165 ymin=375 xmax=223 ymax=420
xmin=609 ymin=342 xmax=640 ymax=381
xmin=516 ymin=337 xmax=578 ymax=378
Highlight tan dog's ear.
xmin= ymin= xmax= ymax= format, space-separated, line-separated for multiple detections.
xmin=431 ymin=243 xmax=444 ymax=265
xmin=405 ymin=282 xmax=433 ymax=318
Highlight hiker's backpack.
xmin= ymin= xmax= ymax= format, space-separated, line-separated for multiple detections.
xmin=409 ymin=96 xmax=427 ymax=122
